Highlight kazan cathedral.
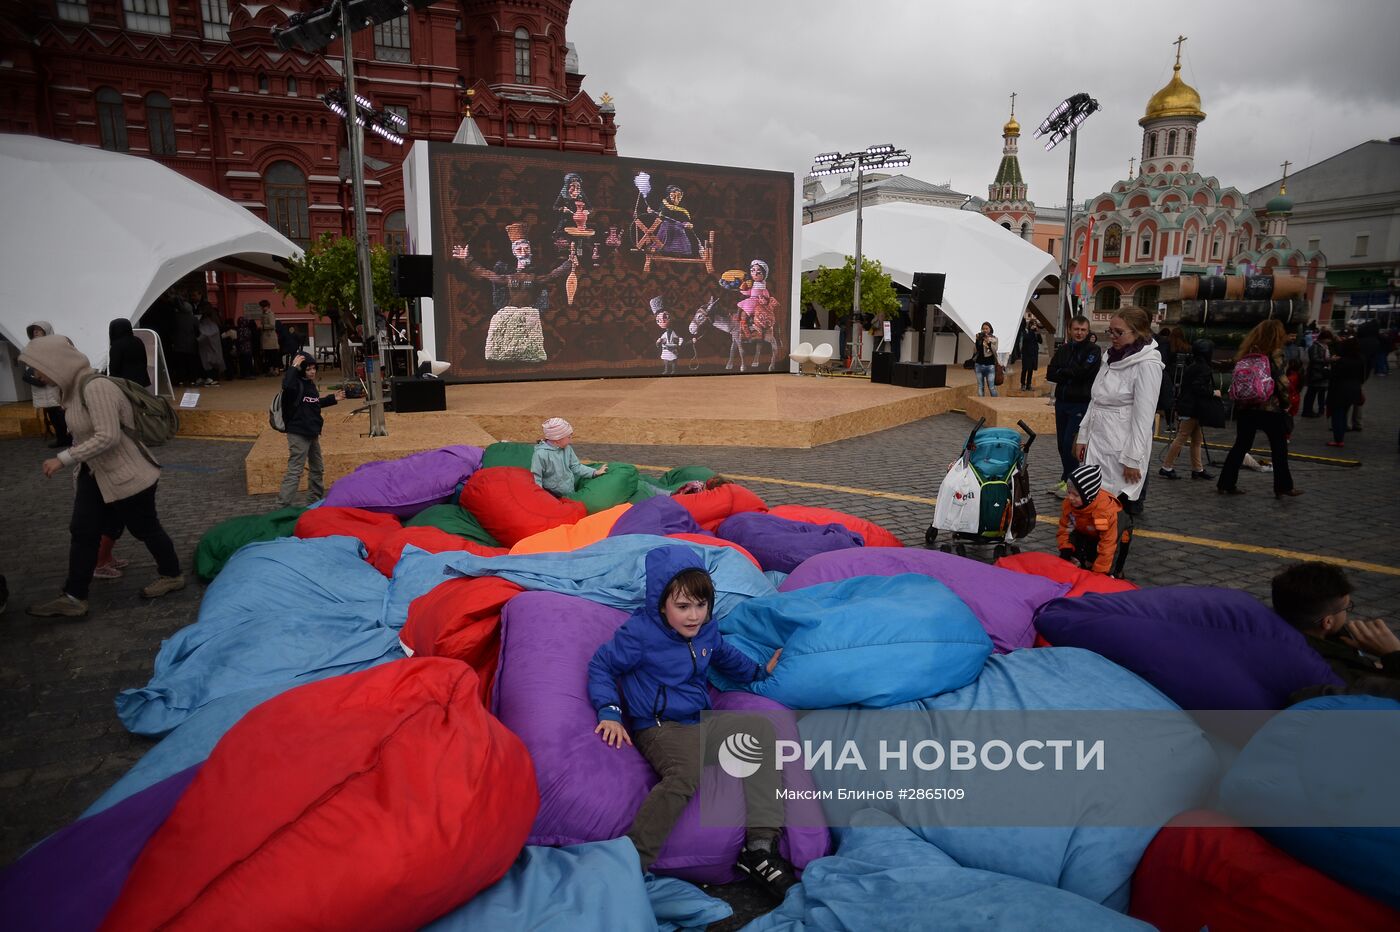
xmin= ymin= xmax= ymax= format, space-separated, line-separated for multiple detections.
xmin=1069 ymin=41 xmax=1327 ymax=320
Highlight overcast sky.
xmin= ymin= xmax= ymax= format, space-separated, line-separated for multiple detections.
xmin=567 ymin=0 xmax=1400 ymax=206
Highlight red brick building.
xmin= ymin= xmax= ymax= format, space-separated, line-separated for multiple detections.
xmin=0 ymin=0 xmax=618 ymax=319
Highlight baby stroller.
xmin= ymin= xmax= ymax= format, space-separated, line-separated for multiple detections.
xmin=925 ymin=417 xmax=1037 ymax=560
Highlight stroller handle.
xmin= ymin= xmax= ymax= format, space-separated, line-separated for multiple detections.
xmin=963 ymin=416 xmax=987 ymax=454
xmin=1016 ymin=419 xmax=1037 ymax=450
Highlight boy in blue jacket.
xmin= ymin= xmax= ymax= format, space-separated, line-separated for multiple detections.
xmin=588 ymin=546 xmax=795 ymax=900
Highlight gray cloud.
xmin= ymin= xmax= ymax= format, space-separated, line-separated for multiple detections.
xmin=567 ymin=0 xmax=1400 ymax=206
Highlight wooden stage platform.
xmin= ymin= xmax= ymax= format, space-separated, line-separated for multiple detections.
xmin=2 ymin=367 xmax=978 ymax=495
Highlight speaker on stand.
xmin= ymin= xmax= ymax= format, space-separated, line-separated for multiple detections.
xmin=910 ymin=272 xmax=946 ymax=363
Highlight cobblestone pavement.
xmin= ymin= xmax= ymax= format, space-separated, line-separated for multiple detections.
xmin=1 ymin=373 xmax=1396 ymax=926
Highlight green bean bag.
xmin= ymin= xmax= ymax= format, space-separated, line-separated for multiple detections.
xmin=404 ymin=504 xmax=502 ymax=548
xmin=480 ymin=442 xmax=536 ymax=471
xmin=652 ymin=465 xmax=717 ymax=491
xmin=565 ymin=462 xmax=642 ymax=514
xmin=194 ymin=507 xmax=306 ymax=581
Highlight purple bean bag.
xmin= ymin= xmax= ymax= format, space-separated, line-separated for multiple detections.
xmin=324 ymin=445 xmax=484 ymax=518
xmin=1033 ymin=587 xmax=1345 ymax=710
xmin=715 ymin=512 xmax=865 ymax=574
xmin=0 ymin=764 xmax=200 ymax=932
xmin=491 ymin=591 xmax=830 ymax=883
xmin=780 ymin=548 xmax=1068 ymax=654
xmin=609 ymin=494 xmax=703 ymax=539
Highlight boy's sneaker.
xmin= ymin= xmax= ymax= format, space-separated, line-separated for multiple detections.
xmin=141 ymin=574 xmax=186 ymax=599
xmin=26 ymin=593 xmax=89 ymax=618
xmin=92 ymin=563 xmax=123 ymax=580
xmin=1052 ymin=480 xmax=1068 ymax=498
xmin=736 ymin=839 xmax=798 ymax=902
xmin=1158 ymin=467 xmax=1179 ymax=480
xmin=1191 ymin=470 xmax=1214 ymax=481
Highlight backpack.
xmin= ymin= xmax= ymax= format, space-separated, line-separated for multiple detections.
xmin=78 ymin=373 xmax=179 ymax=463
xmin=1229 ymin=353 xmax=1274 ymax=407
xmin=268 ymin=392 xmax=287 ymax=432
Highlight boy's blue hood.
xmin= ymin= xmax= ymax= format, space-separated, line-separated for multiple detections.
xmin=643 ymin=546 xmax=706 ymax=637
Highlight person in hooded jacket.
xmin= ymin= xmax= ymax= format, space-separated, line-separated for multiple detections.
xmin=1045 ymin=315 xmax=1101 ymax=497
xmin=107 ymin=318 xmax=150 ymax=387
xmin=1073 ymin=308 xmax=1164 ymax=510
xmin=1158 ymin=339 xmax=1218 ymax=481
xmin=587 ymin=547 xmax=795 ymax=898
xmin=275 ymin=354 xmax=344 ymax=508
xmin=23 ymin=321 xmax=71 ymax=448
xmin=19 ymin=336 xmax=184 ymax=618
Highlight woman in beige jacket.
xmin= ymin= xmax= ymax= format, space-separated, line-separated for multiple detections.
xmin=19 ymin=335 xmax=184 ymax=618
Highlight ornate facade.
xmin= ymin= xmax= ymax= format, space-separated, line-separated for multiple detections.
xmin=0 ymin=0 xmax=618 ymax=317
xmin=981 ymin=93 xmax=1035 ymax=240
xmin=1069 ymin=39 xmax=1325 ymax=320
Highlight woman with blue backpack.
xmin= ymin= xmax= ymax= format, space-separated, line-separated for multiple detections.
xmin=1216 ymin=320 xmax=1301 ymax=499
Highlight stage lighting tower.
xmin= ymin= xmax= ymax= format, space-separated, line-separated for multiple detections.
xmin=1036 ymin=93 xmax=1100 ymax=339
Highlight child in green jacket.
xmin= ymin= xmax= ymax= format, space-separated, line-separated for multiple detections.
xmin=531 ymin=417 xmax=607 ymax=496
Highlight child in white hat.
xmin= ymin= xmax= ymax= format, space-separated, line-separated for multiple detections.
xmin=532 ymin=417 xmax=608 ymax=496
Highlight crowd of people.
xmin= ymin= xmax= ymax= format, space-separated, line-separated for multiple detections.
xmin=139 ymin=292 xmax=305 ymax=387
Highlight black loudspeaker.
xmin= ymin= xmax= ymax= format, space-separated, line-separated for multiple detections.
xmin=894 ymin=362 xmax=947 ymax=388
xmin=911 ymin=272 xmax=946 ymax=327
xmin=392 ymin=254 xmax=434 ymax=298
xmin=390 ymin=376 xmax=446 ymax=412
xmin=870 ymin=351 xmax=895 ymax=384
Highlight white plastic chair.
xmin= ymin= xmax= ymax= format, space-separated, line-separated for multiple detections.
xmin=790 ymin=341 xmax=813 ymax=374
xmin=809 ymin=343 xmax=835 ymax=375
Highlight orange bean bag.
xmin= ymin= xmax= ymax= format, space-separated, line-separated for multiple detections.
xmin=100 ymin=659 xmax=538 ymax=932
xmin=666 ymin=532 xmax=762 ymax=570
xmin=995 ymin=551 xmax=1139 ymax=597
xmin=671 ymin=484 xmax=767 ymax=533
xmin=1129 ymin=810 xmax=1400 ymax=931
xmin=368 ymin=526 xmax=508 ymax=577
xmin=459 ymin=467 xmax=587 ymax=548
xmin=294 ymin=506 xmax=402 ymax=551
xmin=768 ymin=504 xmax=903 ymax=548
xmin=401 ymin=577 xmax=524 ymax=706
xmin=509 ymin=504 xmax=632 ymax=556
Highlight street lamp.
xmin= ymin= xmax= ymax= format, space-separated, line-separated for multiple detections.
xmin=809 ymin=144 xmax=911 ymax=373
xmin=273 ymin=0 xmax=428 ymax=437
xmin=1036 ymin=93 xmax=1099 ymax=341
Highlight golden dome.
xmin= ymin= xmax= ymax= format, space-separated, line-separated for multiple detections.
xmin=1003 ymin=116 xmax=1020 ymax=136
xmin=1140 ymin=63 xmax=1205 ymax=124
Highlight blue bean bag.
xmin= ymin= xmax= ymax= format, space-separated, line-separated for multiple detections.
xmin=1220 ymin=694 xmax=1400 ymax=909
xmin=744 ymin=809 xmax=1151 ymax=932
xmin=781 ymin=548 xmax=1068 ymax=653
xmin=1033 ymin=587 xmax=1343 ymax=710
xmin=715 ymin=511 xmax=865 ymax=574
xmin=712 ymin=574 xmax=992 ymax=708
xmin=798 ymin=648 xmax=1221 ymax=911
xmin=608 ymin=494 xmax=703 ymax=539
xmin=324 ymin=445 xmax=483 ymax=518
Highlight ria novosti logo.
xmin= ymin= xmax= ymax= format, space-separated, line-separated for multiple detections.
xmin=718 ymin=732 xmax=764 ymax=778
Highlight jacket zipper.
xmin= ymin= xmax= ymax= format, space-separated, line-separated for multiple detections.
xmin=653 ymin=684 xmax=667 ymax=727
xmin=689 ymin=641 xmax=698 ymax=677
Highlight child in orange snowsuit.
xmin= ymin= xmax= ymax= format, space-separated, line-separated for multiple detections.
xmin=1057 ymin=463 xmax=1133 ymax=578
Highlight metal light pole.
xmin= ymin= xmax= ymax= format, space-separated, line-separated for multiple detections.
xmin=1036 ymin=93 xmax=1099 ymax=341
xmin=338 ymin=2 xmax=388 ymax=437
xmin=809 ymin=144 xmax=910 ymax=374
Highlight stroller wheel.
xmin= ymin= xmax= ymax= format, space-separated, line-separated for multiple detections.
xmin=924 ymin=525 xmax=939 ymax=549
xmin=954 ymin=544 xmax=968 ymax=558
xmin=993 ymin=544 xmax=1008 ymax=560
xmin=938 ymin=544 xmax=953 ymax=554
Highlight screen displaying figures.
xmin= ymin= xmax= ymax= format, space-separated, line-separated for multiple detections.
xmin=427 ymin=143 xmax=794 ymax=381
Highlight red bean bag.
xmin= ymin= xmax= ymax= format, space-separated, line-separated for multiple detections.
xmin=294 ymin=506 xmax=402 ymax=551
xmin=995 ymin=551 xmax=1139 ymax=597
xmin=1129 ymin=810 xmax=1400 ymax=932
xmin=100 ymin=659 xmax=537 ymax=932
xmin=367 ymin=526 xmax=508 ymax=577
xmin=401 ymin=577 xmax=524 ymax=706
xmin=460 ymin=466 xmax=587 ymax=547
xmin=769 ymin=504 xmax=903 ymax=549
xmin=671 ymin=483 xmax=767 ymax=533
xmin=665 ymin=532 xmax=762 ymax=569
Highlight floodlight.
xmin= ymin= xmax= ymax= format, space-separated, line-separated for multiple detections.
xmin=813 ymin=152 xmax=843 ymax=164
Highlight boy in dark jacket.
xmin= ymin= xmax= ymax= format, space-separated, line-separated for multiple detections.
xmin=588 ymin=546 xmax=795 ymax=899
xmin=1045 ymin=315 xmax=1101 ymax=496
xmin=1057 ymin=464 xmax=1133 ymax=578
xmin=275 ymin=353 xmax=344 ymax=508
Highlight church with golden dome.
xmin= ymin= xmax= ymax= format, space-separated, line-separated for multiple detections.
xmin=1068 ymin=37 xmax=1327 ymax=320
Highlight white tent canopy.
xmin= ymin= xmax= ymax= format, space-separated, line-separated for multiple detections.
xmin=0 ymin=134 xmax=302 ymax=365
xmin=801 ymin=201 xmax=1059 ymax=346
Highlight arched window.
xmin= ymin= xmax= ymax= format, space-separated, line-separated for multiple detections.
xmin=1020 ymin=222 xmax=1030 ymax=240
xmin=1186 ymin=130 xmax=1194 ymax=155
xmin=514 ymin=27 xmax=531 ymax=83
xmin=265 ymin=161 xmax=310 ymax=247
xmin=96 ymin=87 xmax=128 ymax=152
xmin=145 ymin=91 xmax=176 ymax=156
xmin=1096 ymin=286 xmax=1121 ymax=311
xmin=287 ymin=76 xmax=298 ymax=96
xmin=1139 ymin=229 xmax=1153 ymax=259
xmin=1147 ymin=133 xmax=1157 ymax=158
xmin=257 ymin=72 xmax=269 ymax=93
xmin=1136 ymin=285 xmax=1160 ymax=309
xmin=1001 ymin=221 xmax=1011 ymax=231
xmin=1167 ymin=130 xmax=1177 ymax=155
xmin=384 ymin=210 xmax=407 ymax=253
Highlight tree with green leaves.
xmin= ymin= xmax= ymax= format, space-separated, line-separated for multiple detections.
xmin=800 ymin=255 xmax=900 ymax=363
xmin=278 ymin=233 xmax=404 ymax=376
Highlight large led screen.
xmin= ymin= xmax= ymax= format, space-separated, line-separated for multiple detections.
xmin=428 ymin=143 xmax=794 ymax=382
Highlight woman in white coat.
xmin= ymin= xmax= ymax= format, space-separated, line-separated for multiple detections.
xmin=1073 ymin=308 xmax=1163 ymax=506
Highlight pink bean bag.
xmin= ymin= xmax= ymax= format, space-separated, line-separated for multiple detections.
xmin=459 ymin=466 xmax=587 ymax=547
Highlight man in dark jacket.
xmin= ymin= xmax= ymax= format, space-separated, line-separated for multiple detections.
xmin=275 ymin=354 xmax=344 ymax=508
xmin=1273 ymin=561 xmax=1400 ymax=701
xmin=107 ymin=318 xmax=150 ymax=387
xmin=1044 ymin=315 xmax=1101 ymax=497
